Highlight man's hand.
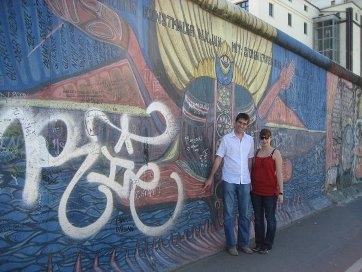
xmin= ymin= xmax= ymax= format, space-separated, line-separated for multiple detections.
xmin=203 ymin=177 xmax=213 ymax=190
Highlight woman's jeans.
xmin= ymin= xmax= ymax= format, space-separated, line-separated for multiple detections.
xmin=251 ymin=192 xmax=277 ymax=250
xmin=223 ymin=181 xmax=251 ymax=249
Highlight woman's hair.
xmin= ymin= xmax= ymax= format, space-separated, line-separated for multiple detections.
xmin=260 ymin=128 xmax=272 ymax=138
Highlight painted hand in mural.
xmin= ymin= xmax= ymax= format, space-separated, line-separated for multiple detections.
xmin=258 ymin=60 xmax=296 ymax=119
xmin=279 ymin=60 xmax=296 ymax=89
xmin=45 ymin=0 xmax=130 ymax=49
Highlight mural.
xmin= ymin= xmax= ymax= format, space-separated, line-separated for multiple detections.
xmin=0 ymin=0 xmax=361 ymax=271
xmin=325 ymin=73 xmax=362 ymax=191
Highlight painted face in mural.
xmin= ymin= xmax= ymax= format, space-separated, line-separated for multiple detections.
xmin=215 ymin=41 xmax=234 ymax=86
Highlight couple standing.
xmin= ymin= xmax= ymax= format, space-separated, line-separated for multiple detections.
xmin=204 ymin=113 xmax=284 ymax=256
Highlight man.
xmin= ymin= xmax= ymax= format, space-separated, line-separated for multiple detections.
xmin=204 ymin=112 xmax=254 ymax=256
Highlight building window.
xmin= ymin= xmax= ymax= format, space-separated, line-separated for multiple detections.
xmin=304 ymin=22 xmax=307 ymax=34
xmin=288 ymin=13 xmax=292 ymax=26
xmin=269 ymin=3 xmax=274 ymax=17
xmin=236 ymin=1 xmax=249 ymax=11
xmin=313 ymin=16 xmax=340 ymax=63
xmin=304 ymin=5 xmax=308 ymax=12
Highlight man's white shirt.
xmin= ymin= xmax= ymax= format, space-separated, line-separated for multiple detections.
xmin=216 ymin=130 xmax=254 ymax=184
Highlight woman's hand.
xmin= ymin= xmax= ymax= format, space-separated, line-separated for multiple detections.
xmin=278 ymin=194 xmax=284 ymax=204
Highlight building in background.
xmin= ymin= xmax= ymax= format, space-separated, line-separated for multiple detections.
xmin=229 ymin=0 xmax=361 ymax=76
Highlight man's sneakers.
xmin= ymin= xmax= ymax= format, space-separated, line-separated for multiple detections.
xmin=227 ymin=247 xmax=239 ymax=256
xmin=227 ymin=246 xmax=256 ymax=256
xmin=239 ymin=247 xmax=253 ymax=254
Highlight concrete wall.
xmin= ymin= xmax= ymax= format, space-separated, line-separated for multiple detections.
xmin=0 ymin=0 xmax=361 ymax=271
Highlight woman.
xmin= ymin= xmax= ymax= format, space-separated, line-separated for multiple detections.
xmin=251 ymin=128 xmax=283 ymax=254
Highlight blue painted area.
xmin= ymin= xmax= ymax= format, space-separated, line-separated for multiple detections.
xmin=0 ymin=0 xmax=122 ymax=93
xmin=285 ymin=139 xmax=326 ymax=198
xmin=275 ymin=30 xmax=331 ymax=70
xmin=0 ymin=160 xmax=211 ymax=271
xmin=271 ymin=44 xmax=327 ymax=131
xmin=102 ymin=0 xmax=153 ymax=65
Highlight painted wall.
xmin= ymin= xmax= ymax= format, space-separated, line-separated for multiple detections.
xmin=0 ymin=0 xmax=361 ymax=271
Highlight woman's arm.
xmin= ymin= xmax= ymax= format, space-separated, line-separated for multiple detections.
xmin=274 ymin=149 xmax=284 ymax=203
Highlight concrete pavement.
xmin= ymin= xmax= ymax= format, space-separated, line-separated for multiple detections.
xmin=174 ymin=195 xmax=362 ymax=272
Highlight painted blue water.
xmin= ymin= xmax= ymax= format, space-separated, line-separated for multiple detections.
xmin=0 ymin=160 xmax=212 ymax=272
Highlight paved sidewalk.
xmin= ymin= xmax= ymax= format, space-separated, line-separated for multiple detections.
xmin=174 ymin=196 xmax=362 ymax=272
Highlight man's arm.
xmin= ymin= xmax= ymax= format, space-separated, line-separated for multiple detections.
xmin=204 ymin=156 xmax=223 ymax=189
xmin=248 ymin=157 xmax=253 ymax=174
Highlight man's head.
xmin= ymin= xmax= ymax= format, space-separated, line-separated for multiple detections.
xmin=234 ymin=113 xmax=250 ymax=135
xmin=235 ymin=112 xmax=250 ymax=124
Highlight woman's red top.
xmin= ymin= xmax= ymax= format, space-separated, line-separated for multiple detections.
xmin=251 ymin=149 xmax=278 ymax=196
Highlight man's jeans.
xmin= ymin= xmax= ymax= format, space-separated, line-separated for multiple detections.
xmin=223 ymin=181 xmax=251 ymax=249
xmin=251 ymin=192 xmax=277 ymax=250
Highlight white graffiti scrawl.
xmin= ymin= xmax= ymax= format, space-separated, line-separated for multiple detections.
xmin=0 ymin=101 xmax=183 ymax=239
